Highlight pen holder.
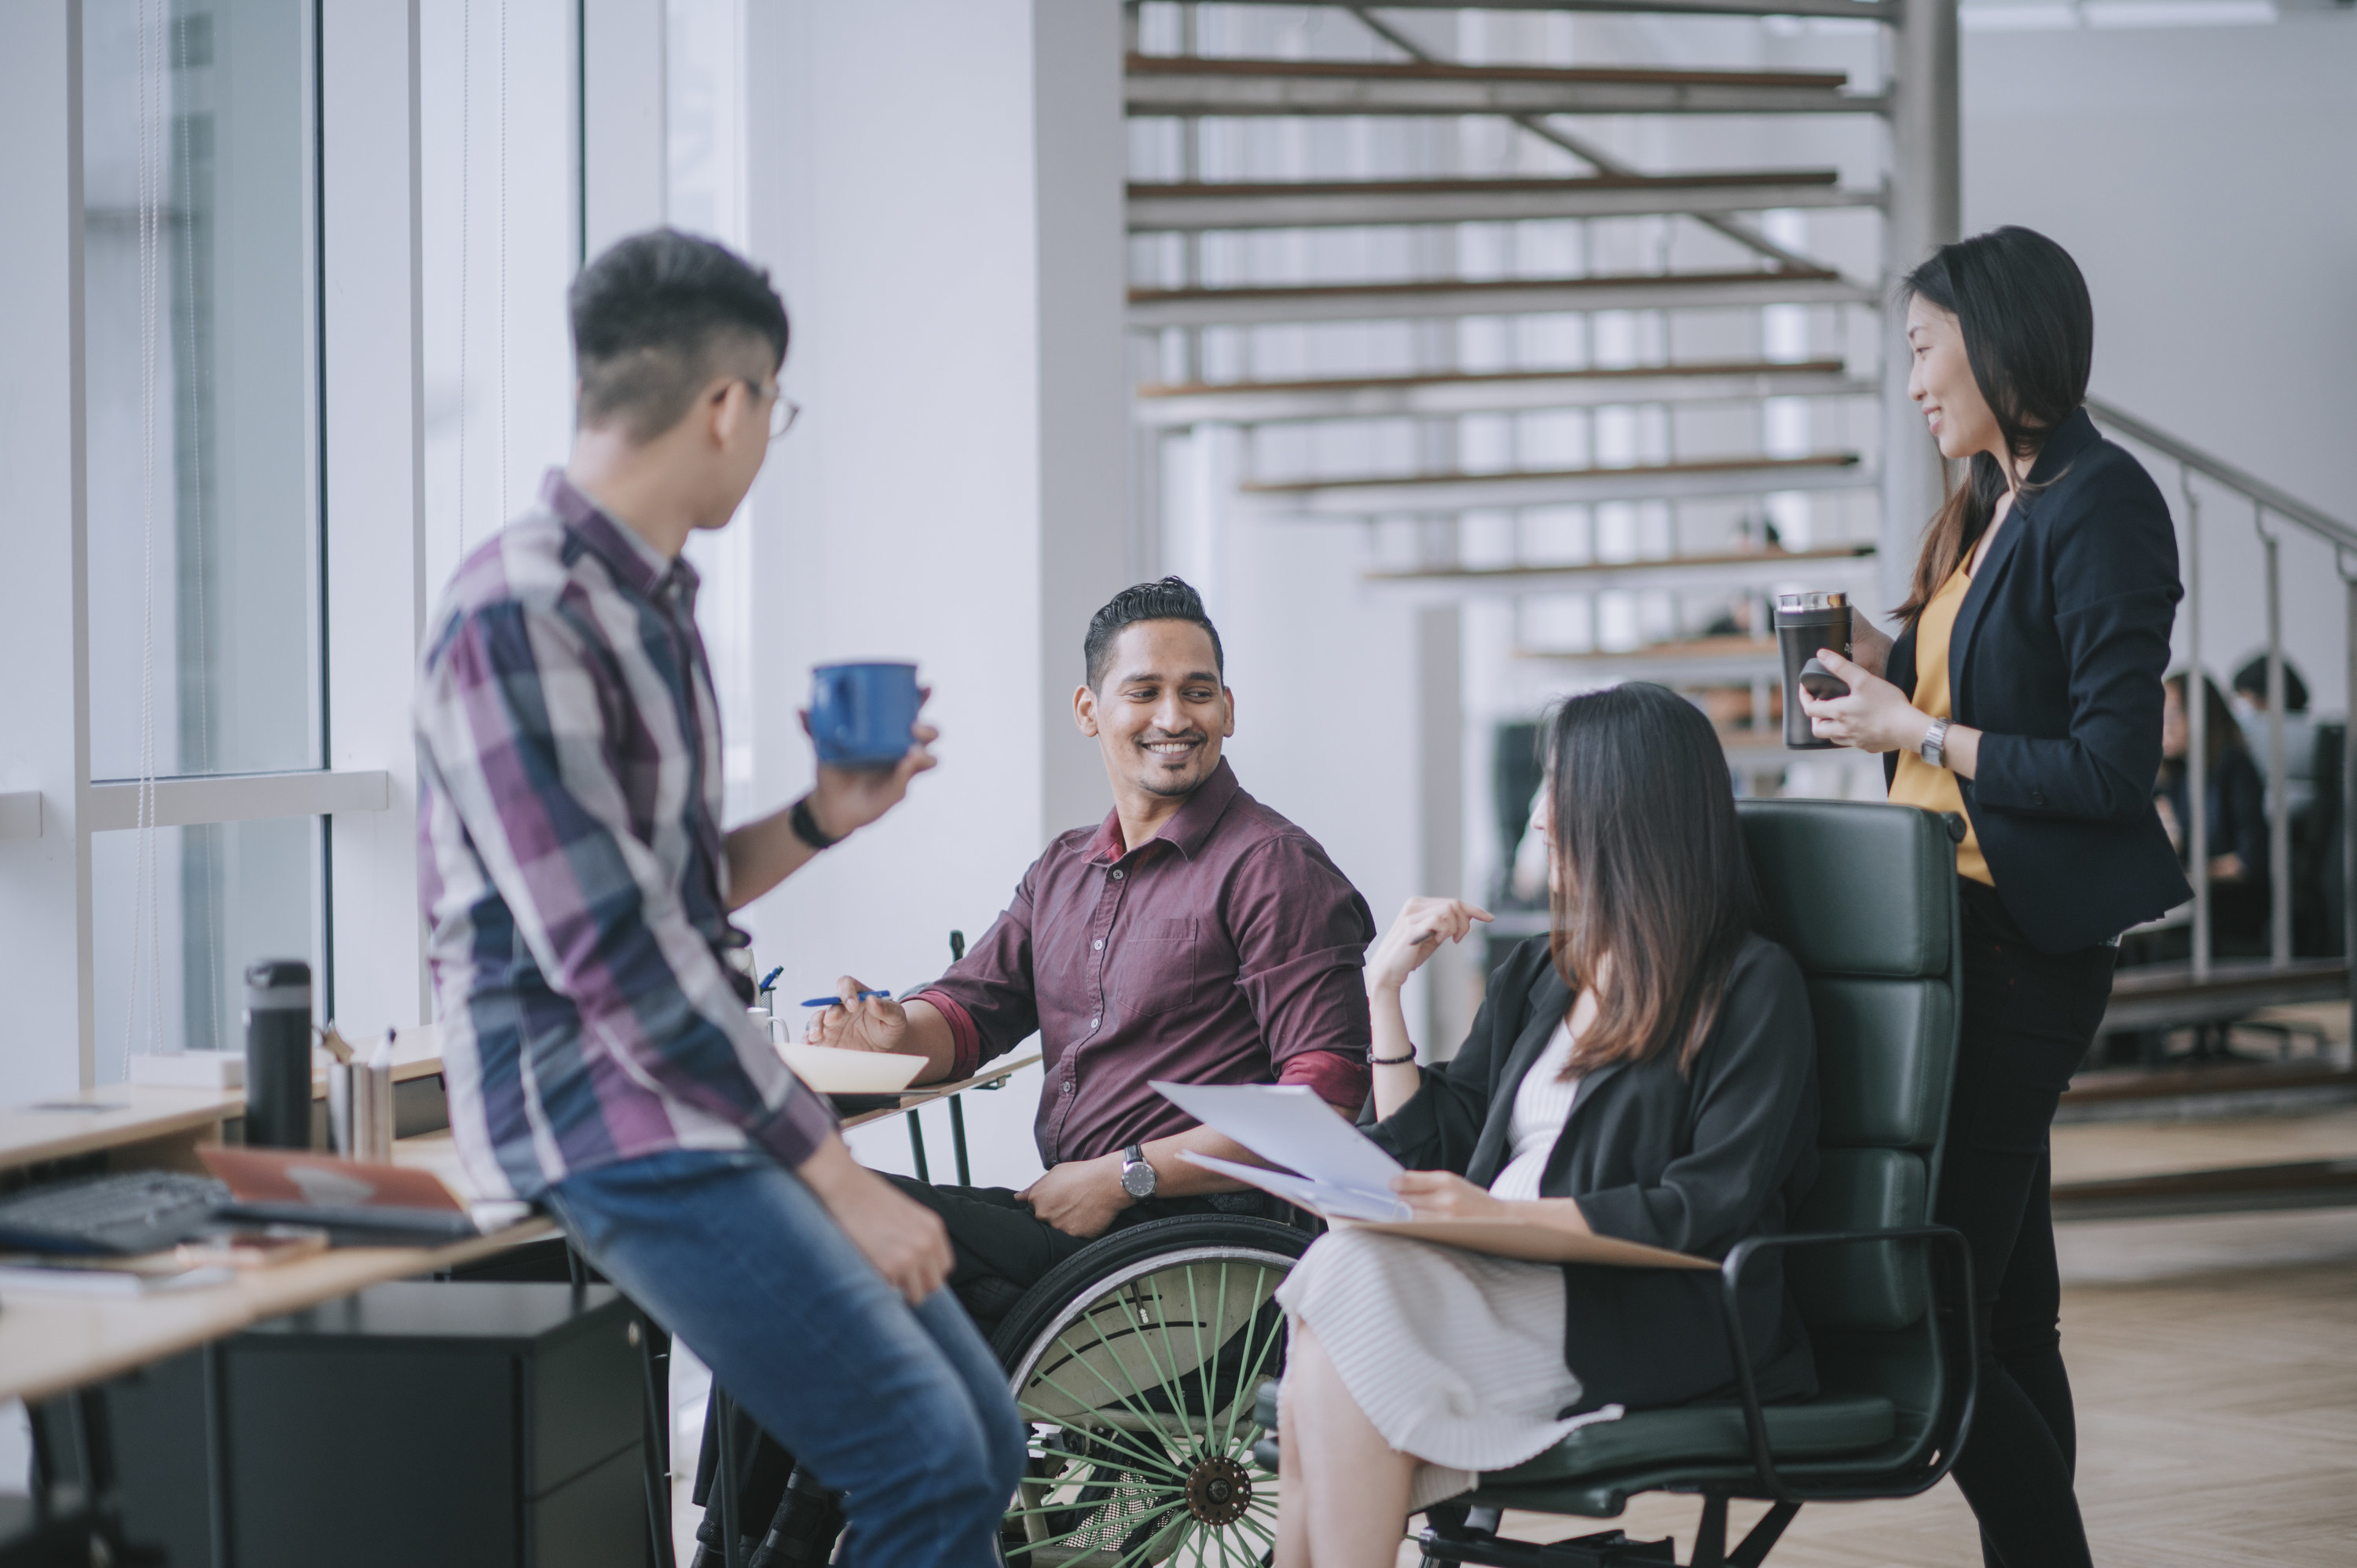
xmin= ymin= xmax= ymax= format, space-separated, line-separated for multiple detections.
xmin=328 ymin=1060 xmax=394 ymax=1163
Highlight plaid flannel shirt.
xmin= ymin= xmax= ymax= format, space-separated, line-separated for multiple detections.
xmin=415 ymin=470 xmax=836 ymax=1203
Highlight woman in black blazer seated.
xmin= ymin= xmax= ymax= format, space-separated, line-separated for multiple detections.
xmin=1272 ymin=683 xmax=1820 ymax=1568
xmin=1802 ymin=226 xmax=2190 ymax=1568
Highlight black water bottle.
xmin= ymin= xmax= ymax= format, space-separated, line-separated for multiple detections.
xmin=244 ymin=959 xmax=313 ymax=1149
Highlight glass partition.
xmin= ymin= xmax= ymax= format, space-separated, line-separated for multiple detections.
xmin=82 ymin=1 xmax=320 ymax=1075
xmin=84 ymin=0 xmax=319 ymax=784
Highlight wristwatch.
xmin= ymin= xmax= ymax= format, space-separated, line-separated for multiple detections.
xmin=1920 ymin=717 xmax=1952 ymax=770
xmin=1120 ymin=1145 xmax=1157 ymax=1200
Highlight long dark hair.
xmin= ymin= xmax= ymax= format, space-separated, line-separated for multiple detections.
xmin=1896 ymin=226 xmax=2093 ymax=623
xmin=1545 ymin=683 xmax=1760 ymax=1076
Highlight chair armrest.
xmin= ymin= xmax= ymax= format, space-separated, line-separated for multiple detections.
xmin=1713 ymin=1226 xmax=1978 ymax=1505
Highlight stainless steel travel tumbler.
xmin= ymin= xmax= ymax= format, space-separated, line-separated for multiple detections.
xmin=1775 ymin=591 xmax=1853 ymax=750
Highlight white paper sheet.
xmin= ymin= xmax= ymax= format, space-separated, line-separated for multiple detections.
xmin=1179 ymin=1151 xmax=1411 ymax=1223
xmin=1152 ymin=1079 xmax=1409 ymax=1216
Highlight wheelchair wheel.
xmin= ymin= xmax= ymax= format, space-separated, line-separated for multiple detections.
xmin=992 ymin=1214 xmax=1310 ymax=1568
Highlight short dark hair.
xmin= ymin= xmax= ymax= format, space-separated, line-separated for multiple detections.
xmin=2231 ymin=652 xmax=2308 ymax=713
xmin=569 ymin=229 xmax=790 ymax=442
xmin=1084 ymin=577 xmax=1225 ymax=690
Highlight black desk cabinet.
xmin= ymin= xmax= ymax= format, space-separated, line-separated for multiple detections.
xmin=104 ymin=1281 xmax=647 ymax=1568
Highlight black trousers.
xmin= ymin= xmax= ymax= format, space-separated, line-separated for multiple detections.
xmin=691 ymin=1176 xmax=1296 ymax=1546
xmin=1939 ymin=881 xmax=2116 ymax=1568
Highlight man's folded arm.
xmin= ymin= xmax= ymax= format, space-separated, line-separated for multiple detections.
xmin=420 ymin=603 xmax=836 ymax=1166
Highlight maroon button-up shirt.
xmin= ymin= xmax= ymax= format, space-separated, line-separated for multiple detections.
xmin=913 ymin=759 xmax=1375 ymax=1167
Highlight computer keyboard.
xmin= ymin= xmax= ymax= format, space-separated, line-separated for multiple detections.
xmin=0 ymin=1170 xmax=230 ymax=1257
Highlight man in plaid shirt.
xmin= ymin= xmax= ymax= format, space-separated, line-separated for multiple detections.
xmin=415 ymin=230 xmax=1023 ymax=1567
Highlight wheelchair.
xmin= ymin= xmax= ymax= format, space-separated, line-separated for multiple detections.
xmin=694 ymin=1205 xmax=1310 ymax=1568
xmin=992 ymin=1211 xmax=1308 ymax=1566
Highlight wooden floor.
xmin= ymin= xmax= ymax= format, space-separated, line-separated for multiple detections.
xmin=1431 ymin=1105 xmax=2357 ymax=1567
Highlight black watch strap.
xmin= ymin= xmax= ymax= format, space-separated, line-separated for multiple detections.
xmin=790 ymin=795 xmax=842 ymax=851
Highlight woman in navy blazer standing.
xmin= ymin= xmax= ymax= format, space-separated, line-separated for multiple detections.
xmin=1804 ymin=227 xmax=2190 ymax=1567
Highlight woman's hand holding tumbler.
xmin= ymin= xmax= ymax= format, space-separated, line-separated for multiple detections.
xmin=1798 ymin=648 xmax=1936 ymax=755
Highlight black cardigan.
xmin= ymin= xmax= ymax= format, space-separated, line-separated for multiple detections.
xmin=1368 ymin=932 xmax=1820 ymax=1415
xmin=1885 ymin=406 xmax=2193 ymax=953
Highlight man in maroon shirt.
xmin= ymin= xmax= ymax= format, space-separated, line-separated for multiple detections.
xmin=813 ymin=576 xmax=1375 ymax=1328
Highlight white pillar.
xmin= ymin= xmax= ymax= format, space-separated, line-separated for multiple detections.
xmin=324 ymin=1 xmax=431 ymax=1035
xmin=1882 ymin=0 xmax=1962 ymax=617
xmin=0 ymin=1 xmax=94 ymax=1098
xmin=732 ymin=0 xmax=1127 ymax=1074
xmin=581 ymin=0 xmax=665 ymax=261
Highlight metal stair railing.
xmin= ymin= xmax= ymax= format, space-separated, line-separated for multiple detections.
xmin=2084 ymin=397 xmax=2357 ymax=1039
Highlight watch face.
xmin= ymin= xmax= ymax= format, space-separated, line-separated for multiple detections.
xmin=1121 ymin=1161 xmax=1157 ymax=1199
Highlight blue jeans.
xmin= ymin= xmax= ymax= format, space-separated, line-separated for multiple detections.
xmin=546 ymin=1148 xmax=1026 ymax=1568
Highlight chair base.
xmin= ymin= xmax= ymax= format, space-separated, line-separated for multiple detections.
xmin=1416 ymin=1496 xmax=1798 ymax=1568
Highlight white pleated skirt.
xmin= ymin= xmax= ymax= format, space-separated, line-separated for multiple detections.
xmin=1275 ymin=1226 xmax=1624 ymax=1514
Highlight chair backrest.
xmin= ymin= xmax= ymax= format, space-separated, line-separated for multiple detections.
xmin=1736 ymin=800 xmax=1960 ymax=1345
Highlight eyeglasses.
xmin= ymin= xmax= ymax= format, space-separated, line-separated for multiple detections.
xmin=743 ymin=379 xmax=802 ymax=444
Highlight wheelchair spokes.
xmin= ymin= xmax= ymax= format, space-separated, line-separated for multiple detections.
xmin=1007 ymin=1254 xmax=1288 ymax=1567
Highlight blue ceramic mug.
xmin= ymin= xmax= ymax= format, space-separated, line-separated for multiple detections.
xmin=809 ymin=661 xmax=922 ymax=769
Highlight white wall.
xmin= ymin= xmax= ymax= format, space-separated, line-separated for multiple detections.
xmin=731 ymin=0 xmax=1129 ymax=1187
xmin=1963 ymin=15 xmax=2357 ymax=710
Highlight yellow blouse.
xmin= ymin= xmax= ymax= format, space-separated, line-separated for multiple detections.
xmin=1887 ymin=562 xmax=1993 ymax=885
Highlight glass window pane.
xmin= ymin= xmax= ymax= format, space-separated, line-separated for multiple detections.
xmin=91 ymin=818 xmax=322 ymax=1083
xmin=84 ymin=0 xmax=319 ymax=781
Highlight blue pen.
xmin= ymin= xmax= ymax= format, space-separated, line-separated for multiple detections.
xmin=801 ymin=991 xmax=892 ymax=1008
xmin=756 ymin=966 xmax=784 ymax=995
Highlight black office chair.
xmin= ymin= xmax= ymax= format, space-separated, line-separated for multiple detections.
xmin=1257 ymin=798 xmax=1978 ymax=1568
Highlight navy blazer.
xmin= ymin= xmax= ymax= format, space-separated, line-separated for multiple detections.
xmin=1885 ymin=406 xmax=2192 ymax=952
xmin=1369 ymin=933 xmax=1820 ymax=1415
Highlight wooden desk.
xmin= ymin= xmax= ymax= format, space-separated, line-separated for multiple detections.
xmin=0 ymin=1081 xmax=552 ymax=1406
xmin=0 ymin=1029 xmax=449 ymax=1178
xmin=0 ymin=1085 xmax=255 ymax=1176
xmin=0 ymin=1218 xmax=554 ymax=1405
xmin=0 ymin=1049 xmax=1038 ymax=1405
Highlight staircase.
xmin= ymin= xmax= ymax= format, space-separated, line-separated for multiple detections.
xmin=1123 ymin=0 xmax=1954 ymax=789
xmin=1123 ymin=1 xmax=2357 ymax=1215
